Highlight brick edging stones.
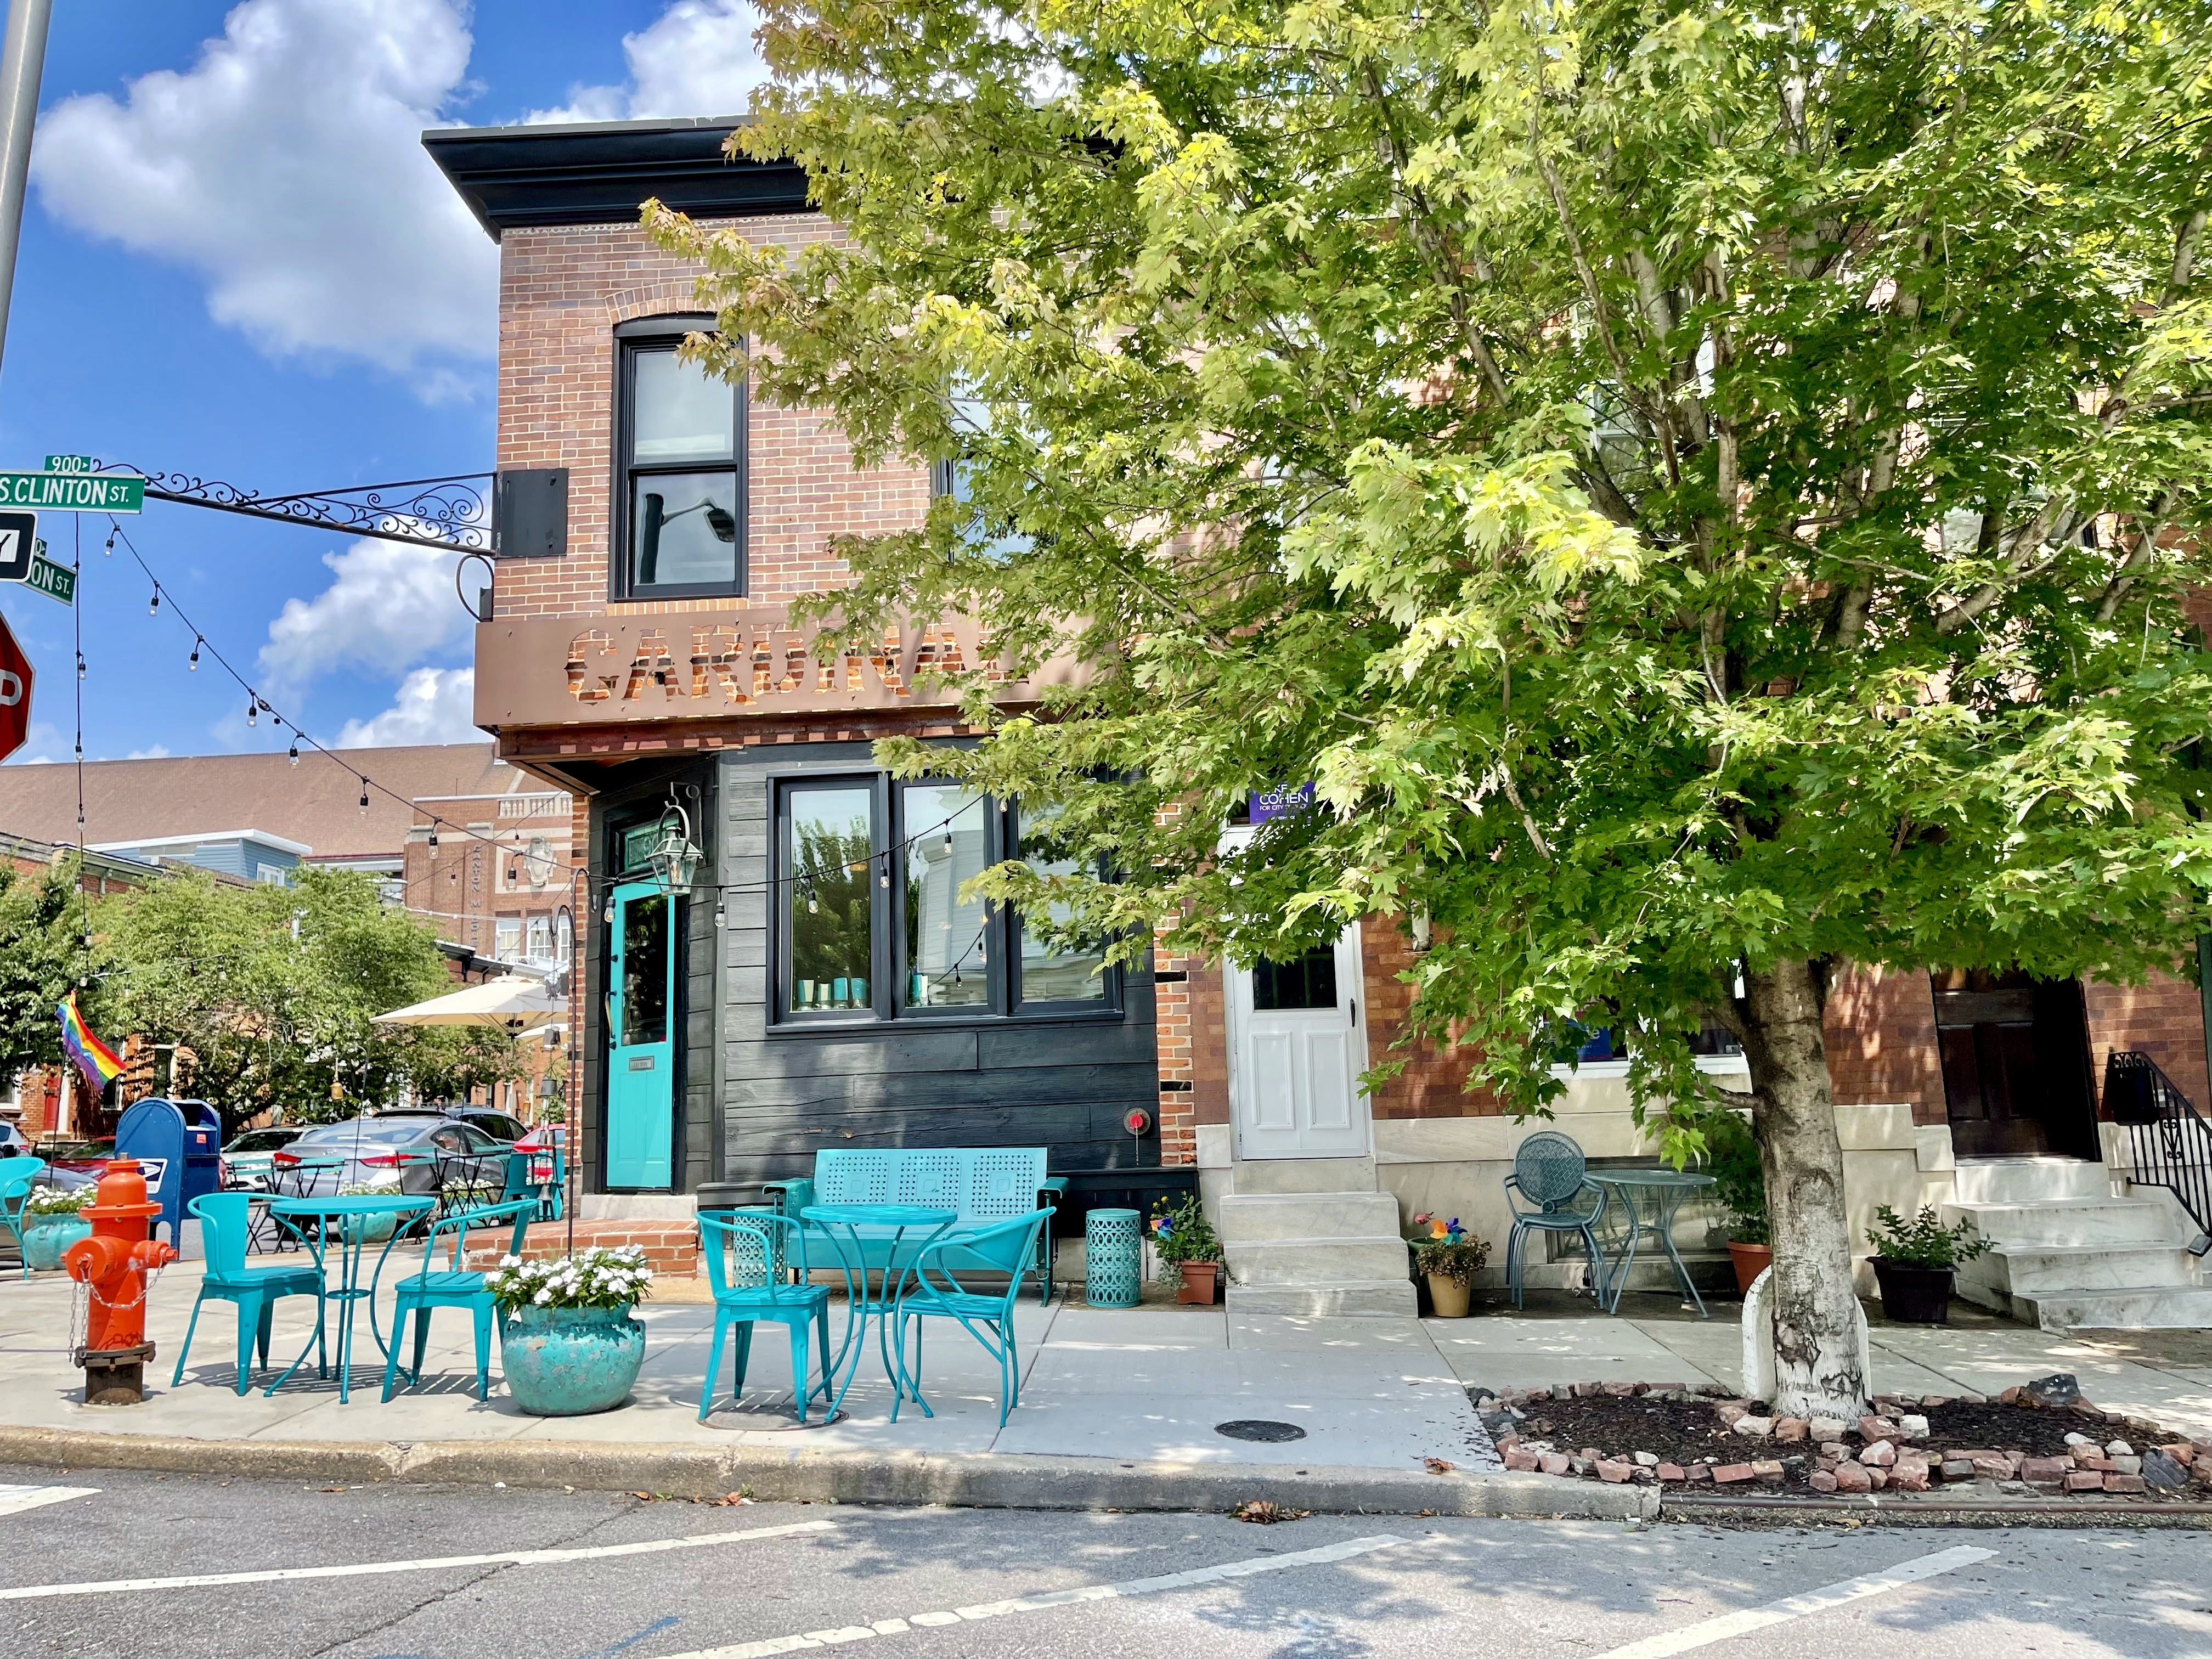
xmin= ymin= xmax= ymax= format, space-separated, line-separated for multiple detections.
xmin=0 ymin=1425 xmax=1656 ymax=1520
xmin=1474 ymin=1372 xmax=2212 ymax=1523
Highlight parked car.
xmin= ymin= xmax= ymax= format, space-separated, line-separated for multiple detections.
xmin=268 ymin=1113 xmax=513 ymax=1201
xmin=0 ymin=1122 xmax=29 ymax=1158
xmin=33 ymin=1136 xmax=112 ymax=1178
xmin=437 ymin=1105 xmax=528 ymax=1145
xmin=219 ymin=1125 xmax=306 ymax=1190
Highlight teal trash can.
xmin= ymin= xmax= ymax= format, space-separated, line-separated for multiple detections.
xmin=1085 ymin=1208 xmax=1142 ymax=1308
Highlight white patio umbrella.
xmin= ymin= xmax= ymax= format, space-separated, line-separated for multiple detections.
xmin=373 ymin=974 xmax=565 ymax=1034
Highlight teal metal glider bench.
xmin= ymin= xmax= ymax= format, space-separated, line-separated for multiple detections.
xmin=759 ymin=1148 xmax=1065 ymax=1302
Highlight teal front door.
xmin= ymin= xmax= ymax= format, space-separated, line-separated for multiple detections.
xmin=606 ymin=881 xmax=675 ymax=1188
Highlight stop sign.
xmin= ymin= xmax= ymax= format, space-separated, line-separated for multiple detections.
xmin=0 ymin=612 xmax=31 ymax=764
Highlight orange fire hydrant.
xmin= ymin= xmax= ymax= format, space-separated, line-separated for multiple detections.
xmin=63 ymin=1158 xmax=179 ymax=1406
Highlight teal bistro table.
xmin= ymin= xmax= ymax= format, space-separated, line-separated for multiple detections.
xmin=264 ymin=1193 xmax=436 ymax=1402
xmin=1585 ymin=1169 xmax=1718 ymax=1318
xmin=800 ymin=1203 xmax=955 ymax=1418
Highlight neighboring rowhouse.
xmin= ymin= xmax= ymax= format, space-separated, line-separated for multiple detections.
xmin=431 ymin=115 xmax=2212 ymax=1329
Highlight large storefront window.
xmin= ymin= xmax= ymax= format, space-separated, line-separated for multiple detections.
xmin=784 ymin=783 xmax=876 ymax=1017
xmin=774 ymin=775 xmax=1119 ymax=1027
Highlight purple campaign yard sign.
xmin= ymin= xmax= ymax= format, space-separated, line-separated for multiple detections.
xmin=1250 ymin=782 xmax=1316 ymax=823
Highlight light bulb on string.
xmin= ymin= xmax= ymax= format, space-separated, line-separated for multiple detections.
xmin=359 ymin=779 xmax=370 ymax=814
xmin=428 ymin=825 xmax=439 ymax=850
xmin=148 ymin=589 xmax=160 ymax=615
xmin=287 ymin=741 xmax=300 ymax=766
xmin=189 ymin=638 xmax=201 ymax=670
xmin=102 ymin=533 xmax=114 ymax=556
xmin=245 ymin=699 xmax=256 ymax=727
xmin=879 ymin=854 xmax=890 ymax=889
xmin=76 ymin=654 xmax=85 ymax=681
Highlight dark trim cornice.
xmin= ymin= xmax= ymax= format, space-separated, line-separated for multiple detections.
xmin=424 ymin=117 xmax=813 ymax=240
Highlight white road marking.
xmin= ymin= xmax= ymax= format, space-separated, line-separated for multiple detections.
xmin=1587 ymin=1544 xmax=1997 ymax=1659
xmin=0 ymin=1519 xmax=835 ymax=1602
xmin=0 ymin=1484 xmax=100 ymax=1519
xmin=664 ymin=1533 xmax=1409 ymax=1659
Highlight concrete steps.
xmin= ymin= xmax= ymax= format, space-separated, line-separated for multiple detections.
xmin=1216 ymin=1179 xmax=1414 ymax=1317
xmin=1942 ymin=1159 xmax=2208 ymax=1331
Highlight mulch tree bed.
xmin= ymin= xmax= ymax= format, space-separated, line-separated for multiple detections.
xmin=1471 ymin=1375 xmax=2212 ymax=1500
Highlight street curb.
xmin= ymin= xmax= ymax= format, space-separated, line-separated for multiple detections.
xmin=0 ymin=1426 xmax=1656 ymax=1521
xmin=1660 ymin=1491 xmax=2212 ymax=1530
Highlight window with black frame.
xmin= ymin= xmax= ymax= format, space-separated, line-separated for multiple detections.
xmin=772 ymin=776 xmax=1117 ymax=1026
xmin=616 ymin=318 xmax=744 ymax=598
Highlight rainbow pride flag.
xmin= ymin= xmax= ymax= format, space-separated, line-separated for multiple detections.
xmin=58 ymin=995 xmax=124 ymax=1094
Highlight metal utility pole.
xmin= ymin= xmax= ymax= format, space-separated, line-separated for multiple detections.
xmin=0 ymin=0 xmax=51 ymax=375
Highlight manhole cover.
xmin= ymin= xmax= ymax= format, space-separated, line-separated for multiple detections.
xmin=1215 ymin=1419 xmax=1307 ymax=1443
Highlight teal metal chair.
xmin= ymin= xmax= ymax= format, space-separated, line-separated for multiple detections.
xmin=696 ymin=1210 xmax=835 ymax=1423
xmin=889 ymin=1208 xmax=1054 ymax=1426
xmin=1502 ymin=1131 xmax=1612 ymax=1309
xmin=1 ymin=1158 xmax=47 ymax=1280
xmin=381 ymin=1198 xmax=537 ymax=1402
xmin=173 ymin=1192 xmax=327 ymax=1393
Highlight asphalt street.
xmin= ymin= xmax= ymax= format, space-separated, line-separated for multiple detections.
xmin=2 ymin=1465 xmax=2207 ymax=1659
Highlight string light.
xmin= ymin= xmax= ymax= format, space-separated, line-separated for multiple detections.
xmin=102 ymin=532 xmax=114 ymax=556
xmin=148 ymin=588 xmax=160 ymax=614
xmin=359 ymin=778 xmax=370 ymax=814
xmin=189 ymin=637 xmax=200 ymax=670
xmin=245 ymin=698 xmax=256 ymax=727
xmin=75 ymin=653 xmax=85 ymax=681
xmin=287 ymin=740 xmax=300 ymax=766
xmin=428 ymin=825 xmax=439 ymax=850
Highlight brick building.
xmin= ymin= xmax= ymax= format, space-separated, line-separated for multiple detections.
xmin=433 ymin=115 xmax=2211 ymax=1327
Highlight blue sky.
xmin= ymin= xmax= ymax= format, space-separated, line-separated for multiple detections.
xmin=0 ymin=0 xmax=768 ymax=767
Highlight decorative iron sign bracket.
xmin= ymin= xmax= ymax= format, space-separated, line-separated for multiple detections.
xmin=100 ymin=464 xmax=495 ymax=554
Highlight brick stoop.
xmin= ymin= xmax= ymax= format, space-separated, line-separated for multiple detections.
xmin=464 ymin=1220 xmax=698 ymax=1279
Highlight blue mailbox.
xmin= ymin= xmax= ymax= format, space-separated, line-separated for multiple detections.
xmin=113 ymin=1097 xmax=225 ymax=1246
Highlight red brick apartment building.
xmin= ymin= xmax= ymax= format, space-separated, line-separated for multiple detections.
xmin=431 ymin=116 xmax=2212 ymax=1327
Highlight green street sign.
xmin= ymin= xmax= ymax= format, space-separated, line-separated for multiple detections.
xmin=0 ymin=471 xmax=143 ymax=513
xmin=25 ymin=553 xmax=74 ymax=606
xmin=42 ymin=454 xmax=95 ymax=475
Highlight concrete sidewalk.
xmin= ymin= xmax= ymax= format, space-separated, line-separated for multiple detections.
xmin=0 ymin=1260 xmax=1497 ymax=1475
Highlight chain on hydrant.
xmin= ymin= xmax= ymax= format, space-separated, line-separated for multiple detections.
xmin=62 ymin=1158 xmax=179 ymax=1406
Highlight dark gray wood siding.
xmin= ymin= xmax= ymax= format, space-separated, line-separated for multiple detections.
xmin=707 ymin=743 xmax=1159 ymax=1195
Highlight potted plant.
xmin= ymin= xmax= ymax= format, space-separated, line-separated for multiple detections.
xmin=337 ymin=1178 xmax=406 ymax=1243
xmin=1409 ymin=1214 xmax=1489 ymax=1317
xmin=1699 ymin=1107 xmax=1771 ymax=1293
xmin=1150 ymin=1194 xmax=1226 ymax=1305
xmin=20 ymin=1185 xmax=94 ymax=1272
xmin=490 ymin=1245 xmax=652 ymax=1414
xmin=1865 ymin=1204 xmax=1990 ymax=1324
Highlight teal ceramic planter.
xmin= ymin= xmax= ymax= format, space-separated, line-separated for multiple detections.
xmin=499 ymin=1304 xmax=646 ymax=1415
xmin=22 ymin=1215 xmax=91 ymax=1272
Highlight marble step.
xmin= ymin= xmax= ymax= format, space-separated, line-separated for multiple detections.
xmin=1231 ymin=1157 xmax=1378 ymax=1195
xmin=2008 ymin=1285 xmax=2212 ymax=1331
xmin=1956 ymin=1242 xmax=2198 ymax=1296
xmin=1222 ymin=1235 xmax=1412 ymax=1285
xmin=1216 ymin=1192 xmax=1403 ymax=1242
xmin=1226 ymin=1279 xmax=1420 ymax=1317
xmin=1949 ymin=1158 xmax=2114 ymax=1205
xmin=1943 ymin=1198 xmax=2181 ymax=1249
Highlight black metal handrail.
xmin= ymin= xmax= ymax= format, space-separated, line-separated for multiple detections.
xmin=2106 ymin=1051 xmax=2212 ymax=1255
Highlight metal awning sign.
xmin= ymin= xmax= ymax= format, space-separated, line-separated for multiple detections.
xmin=0 ymin=470 xmax=143 ymax=512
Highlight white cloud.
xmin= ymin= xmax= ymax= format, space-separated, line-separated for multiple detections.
xmin=125 ymin=745 xmax=172 ymax=760
xmin=31 ymin=0 xmax=495 ymax=385
xmin=530 ymin=1 xmax=767 ymax=123
xmin=336 ymin=666 xmax=479 ymax=746
xmin=258 ymin=538 xmax=470 ymax=691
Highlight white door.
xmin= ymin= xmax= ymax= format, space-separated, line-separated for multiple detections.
xmin=1227 ymin=924 xmax=1371 ymax=1159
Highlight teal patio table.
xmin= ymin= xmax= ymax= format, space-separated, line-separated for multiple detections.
xmin=800 ymin=1203 xmax=955 ymax=1418
xmin=1586 ymin=1169 xmax=1717 ymax=1317
xmin=264 ymin=1193 xmax=435 ymax=1402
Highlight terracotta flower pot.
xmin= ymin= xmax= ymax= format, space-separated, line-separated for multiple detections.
xmin=1726 ymin=1241 xmax=1773 ymax=1295
xmin=1869 ymin=1257 xmax=1955 ymax=1325
xmin=1426 ymin=1273 xmax=1472 ymax=1318
xmin=1176 ymin=1261 xmax=1220 ymax=1306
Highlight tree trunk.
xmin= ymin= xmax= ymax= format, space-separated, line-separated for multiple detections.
xmin=1736 ymin=957 xmax=1870 ymax=1418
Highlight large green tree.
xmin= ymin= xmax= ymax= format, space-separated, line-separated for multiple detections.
xmin=100 ymin=867 xmax=522 ymax=1136
xmin=654 ymin=0 xmax=2212 ymax=1413
xmin=0 ymin=855 xmax=111 ymax=1084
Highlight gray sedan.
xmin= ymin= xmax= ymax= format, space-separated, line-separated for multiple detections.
xmin=268 ymin=1114 xmax=514 ymax=1206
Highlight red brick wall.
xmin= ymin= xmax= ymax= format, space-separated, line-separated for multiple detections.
xmin=1361 ymin=917 xmax=1501 ymax=1120
xmin=1823 ymin=962 xmax=1945 ymax=1124
xmin=492 ymin=215 xmax=930 ymax=624
xmin=2085 ymin=970 xmax=2211 ymax=1116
